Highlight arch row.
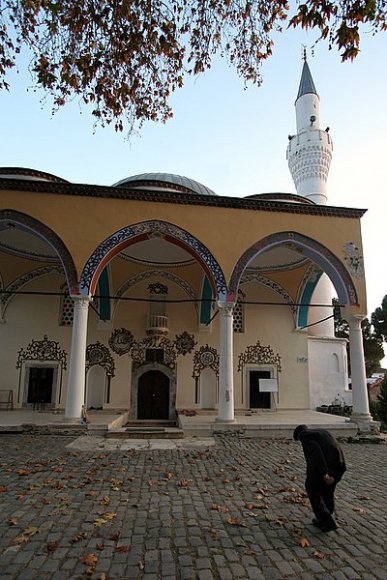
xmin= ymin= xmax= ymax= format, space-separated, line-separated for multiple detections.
xmin=0 ymin=211 xmax=358 ymax=311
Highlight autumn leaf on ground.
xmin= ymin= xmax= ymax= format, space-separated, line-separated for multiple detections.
xmin=17 ymin=469 xmax=30 ymax=476
xmin=81 ymin=553 xmax=98 ymax=567
xmin=115 ymin=545 xmax=129 ymax=552
xmin=8 ymin=517 xmax=18 ymax=526
xmin=100 ymin=496 xmax=110 ymax=506
xmin=273 ymin=466 xmax=285 ymax=474
xmin=13 ymin=526 xmax=39 ymax=545
xmin=211 ymin=503 xmax=228 ymax=512
xmin=70 ymin=532 xmax=88 ymax=543
xmin=46 ymin=541 xmax=59 ymax=553
xmin=209 ymin=528 xmax=217 ymax=538
xmin=110 ymin=531 xmax=121 ymax=541
xmin=353 ymin=507 xmax=367 ymax=514
xmin=139 ymin=560 xmax=145 ymax=570
xmin=178 ymin=479 xmax=189 ymax=488
xmin=227 ymin=517 xmax=247 ymax=527
xmin=96 ymin=543 xmax=105 ymax=551
xmin=222 ymin=478 xmax=230 ymax=484
xmin=165 ymin=471 xmax=174 ymax=480
xmin=298 ymin=536 xmax=310 ymax=548
xmin=85 ymin=491 xmax=97 ymax=497
xmin=356 ymin=495 xmax=371 ymax=501
xmin=244 ymin=548 xmax=256 ymax=555
xmin=313 ymin=549 xmax=326 ymax=559
xmin=0 ymin=486 xmax=8 ymax=492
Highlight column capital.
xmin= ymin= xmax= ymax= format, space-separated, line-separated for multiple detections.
xmin=217 ymin=301 xmax=235 ymax=314
xmin=70 ymin=295 xmax=92 ymax=308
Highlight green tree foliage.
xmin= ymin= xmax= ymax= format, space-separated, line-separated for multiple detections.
xmin=333 ymin=299 xmax=385 ymax=376
xmin=0 ymin=1 xmax=386 ymax=132
xmin=377 ymin=375 xmax=387 ymax=428
xmin=371 ymin=294 xmax=387 ymax=342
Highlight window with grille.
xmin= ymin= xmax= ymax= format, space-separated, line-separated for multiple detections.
xmin=233 ymin=294 xmax=244 ymax=333
xmin=59 ymin=290 xmax=74 ymax=326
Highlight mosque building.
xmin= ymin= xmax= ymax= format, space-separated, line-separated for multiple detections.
xmin=0 ymin=60 xmax=372 ymax=431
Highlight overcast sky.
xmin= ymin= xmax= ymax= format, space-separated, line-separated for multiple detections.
xmin=1 ymin=22 xmax=386 ymax=359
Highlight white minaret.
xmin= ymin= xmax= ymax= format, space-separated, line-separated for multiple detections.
xmin=287 ymin=55 xmax=334 ymax=337
xmin=287 ymin=55 xmax=333 ymax=205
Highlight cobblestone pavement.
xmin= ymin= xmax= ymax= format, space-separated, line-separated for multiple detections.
xmin=0 ymin=434 xmax=386 ymax=580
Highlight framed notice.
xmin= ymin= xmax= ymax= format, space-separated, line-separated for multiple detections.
xmin=259 ymin=378 xmax=278 ymax=392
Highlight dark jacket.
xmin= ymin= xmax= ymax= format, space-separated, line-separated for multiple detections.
xmin=299 ymin=428 xmax=346 ymax=483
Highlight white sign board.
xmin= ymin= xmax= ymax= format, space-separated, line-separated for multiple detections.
xmin=259 ymin=378 xmax=278 ymax=392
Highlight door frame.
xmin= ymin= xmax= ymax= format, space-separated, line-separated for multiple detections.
xmin=21 ymin=361 xmax=60 ymax=407
xmin=130 ymin=362 xmax=176 ymax=420
xmin=244 ymin=364 xmax=277 ymax=410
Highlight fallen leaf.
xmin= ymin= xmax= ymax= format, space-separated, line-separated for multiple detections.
xmin=17 ymin=469 xmax=29 ymax=476
xmin=179 ymin=479 xmax=189 ymax=488
xmin=101 ymin=496 xmax=110 ymax=506
xmin=227 ymin=517 xmax=247 ymax=527
xmin=81 ymin=553 xmax=98 ymax=567
xmin=70 ymin=532 xmax=88 ymax=543
xmin=298 ymin=536 xmax=310 ymax=548
xmin=46 ymin=541 xmax=59 ymax=553
xmin=110 ymin=531 xmax=121 ymax=541
xmin=211 ymin=503 xmax=228 ymax=512
xmin=115 ymin=545 xmax=129 ymax=552
xmin=96 ymin=543 xmax=105 ymax=551
xmin=353 ymin=507 xmax=367 ymax=514
xmin=313 ymin=550 xmax=326 ymax=559
xmin=0 ymin=486 xmax=8 ymax=492
xmin=8 ymin=517 xmax=18 ymax=526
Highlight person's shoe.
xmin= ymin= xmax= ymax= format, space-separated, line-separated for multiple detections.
xmin=320 ymin=518 xmax=338 ymax=532
xmin=312 ymin=518 xmax=323 ymax=528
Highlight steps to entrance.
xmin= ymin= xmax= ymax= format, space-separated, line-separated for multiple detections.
xmin=106 ymin=420 xmax=184 ymax=439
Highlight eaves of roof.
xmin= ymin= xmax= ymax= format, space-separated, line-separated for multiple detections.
xmin=0 ymin=178 xmax=367 ymax=219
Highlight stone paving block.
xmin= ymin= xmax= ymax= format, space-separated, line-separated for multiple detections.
xmin=1 ymin=435 xmax=387 ymax=580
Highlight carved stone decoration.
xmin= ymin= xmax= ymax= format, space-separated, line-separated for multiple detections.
xmin=148 ymin=282 xmax=168 ymax=294
xmin=86 ymin=342 xmax=115 ymax=377
xmin=108 ymin=328 xmax=134 ymax=355
xmin=80 ymin=220 xmax=227 ymax=298
xmin=131 ymin=336 xmax=177 ymax=370
xmin=343 ymin=242 xmax=364 ymax=278
xmin=16 ymin=335 xmax=67 ymax=369
xmin=175 ymin=331 xmax=197 ymax=356
xmin=193 ymin=345 xmax=219 ymax=378
xmin=237 ymin=341 xmax=281 ymax=372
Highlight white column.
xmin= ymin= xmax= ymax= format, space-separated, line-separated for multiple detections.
xmin=217 ymin=303 xmax=235 ymax=422
xmin=348 ymin=315 xmax=372 ymax=431
xmin=65 ymin=296 xmax=91 ymax=421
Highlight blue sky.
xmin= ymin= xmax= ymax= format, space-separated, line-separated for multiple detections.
xmin=1 ymin=24 xmax=386 ymax=349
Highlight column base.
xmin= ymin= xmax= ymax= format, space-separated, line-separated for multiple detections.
xmin=215 ymin=417 xmax=235 ymax=423
xmin=350 ymin=413 xmax=374 ymax=434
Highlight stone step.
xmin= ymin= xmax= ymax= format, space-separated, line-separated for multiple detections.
xmin=106 ymin=427 xmax=184 ymax=439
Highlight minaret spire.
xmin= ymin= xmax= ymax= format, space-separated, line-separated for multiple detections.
xmin=286 ymin=53 xmax=333 ymax=205
xmin=287 ymin=54 xmax=335 ymax=337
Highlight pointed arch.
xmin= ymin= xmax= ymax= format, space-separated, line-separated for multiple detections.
xmin=0 ymin=210 xmax=78 ymax=293
xmin=297 ymin=264 xmax=323 ymax=328
xmin=1 ymin=264 xmax=64 ymax=318
xmin=80 ymin=220 xmax=227 ymax=299
xmin=229 ymin=232 xmax=358 ymax=306
xmin=113 ymin=269 xmax=198 ymax=318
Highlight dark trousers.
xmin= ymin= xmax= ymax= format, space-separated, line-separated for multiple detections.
xmin=305 ymin=478 xmax=336 ymax=522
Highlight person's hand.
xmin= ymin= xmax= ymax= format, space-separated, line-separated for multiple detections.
xmin=323 ymin=474 xmax=334 ymax=485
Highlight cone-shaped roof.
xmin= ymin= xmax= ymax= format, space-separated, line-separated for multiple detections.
xmin=296 ymin=60 xmax=318 ymax=100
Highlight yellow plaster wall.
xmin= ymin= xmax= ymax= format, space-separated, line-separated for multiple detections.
xmin=0 ymin=188 xmax=367 ymax=312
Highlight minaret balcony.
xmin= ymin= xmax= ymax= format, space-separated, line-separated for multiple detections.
xmin=146 ymin=315 xmax=169 ymax=336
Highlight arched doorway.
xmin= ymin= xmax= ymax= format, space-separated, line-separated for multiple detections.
xmin=137 ymin=370 xmax=170 ymax=420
